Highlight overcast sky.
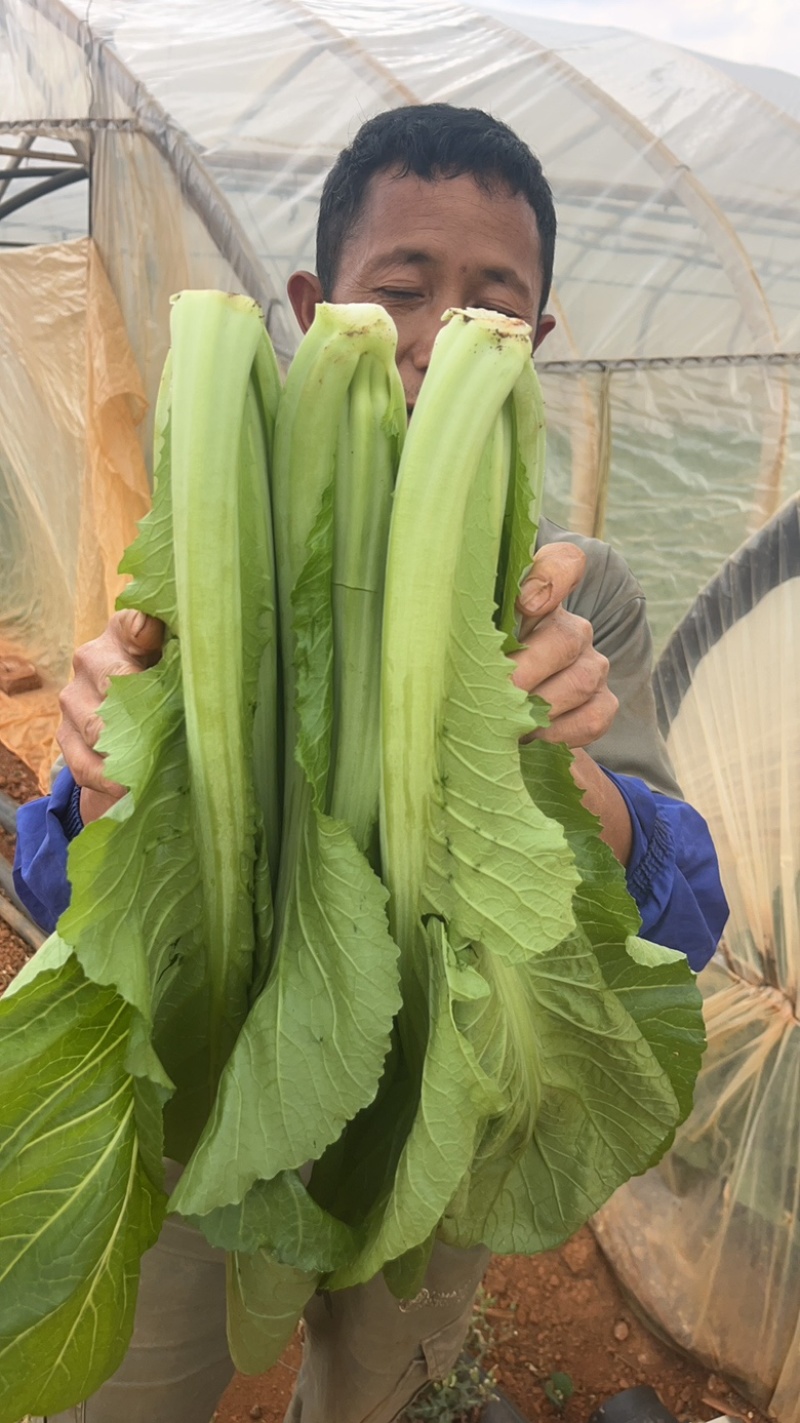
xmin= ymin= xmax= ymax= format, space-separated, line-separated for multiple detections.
xmin=498 ymin=0 xmax=800 ymax=78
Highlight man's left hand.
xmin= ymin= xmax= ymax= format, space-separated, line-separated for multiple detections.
xmin=510 ymin=541 xmax=618 ymax=747
xmin=510 ymin=541 xmax=632 ymax=865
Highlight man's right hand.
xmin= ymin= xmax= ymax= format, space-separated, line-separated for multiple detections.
xmin=57 ymin=610 xmax=164 ymax=825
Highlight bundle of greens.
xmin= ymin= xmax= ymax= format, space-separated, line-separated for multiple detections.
xmin=0 ymin=293 xmax=704 ymax=1419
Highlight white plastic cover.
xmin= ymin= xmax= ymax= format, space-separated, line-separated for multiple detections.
xmin=2 ymin=0 xmax=798 ymax=653
xmin=595 ymin=493 xmax=800 ymax=1420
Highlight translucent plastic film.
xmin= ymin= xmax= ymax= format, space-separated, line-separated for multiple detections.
xmin=0 ymin=239 xmax=149 ymax=786
xmin=1 ymin=0 xmax=799 ymax=768
xmin=595 ymin=494 xmax=800 ymax=1419
xmin=539 ymin=362 xmax=800 ymax=654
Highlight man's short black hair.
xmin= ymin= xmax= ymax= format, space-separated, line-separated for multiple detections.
xmin=316 ymin=104 xmax=557 ymax=315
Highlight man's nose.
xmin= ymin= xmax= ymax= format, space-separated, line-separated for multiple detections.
xmin=408 ymin=315 xmax=442 ymax=374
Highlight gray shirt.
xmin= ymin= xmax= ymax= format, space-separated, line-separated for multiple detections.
xmin=537 ymin=515 xmax=681 ymax=800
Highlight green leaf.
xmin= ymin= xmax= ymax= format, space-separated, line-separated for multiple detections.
xmin=170 ymin=802 xmax=401 ymax=1214
xmin=496 ymin=361 xmax=547 ymax=644
xmin=439 ymin=740 xmax=704 ymax=1254
xmin=380 ymin=312 xmax=572 ymax=972
xmin=520 ymin=739 xmax=705 ymax=1125
xmin=0 ymin=959 xmax=165 ymax=1422
xmin=422 ymin=463 xmax=579 ymax=969
xmin=117 ymin=357 xmax=177 ymax=628
xmin=328 ymin=921 xmax=502 ymax=1290
xmin=544 ymin=1371 xmax=575 ymax=1409
xmin=226 ymin=1249 xmax=318 ymax=1375
xmin=182 ymin=1169 xmax=355 ymax=1273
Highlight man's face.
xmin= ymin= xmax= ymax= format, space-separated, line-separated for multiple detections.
xmin=290 ymin=169 xmax=553 ymax=415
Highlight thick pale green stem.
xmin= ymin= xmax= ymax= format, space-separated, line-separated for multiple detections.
xmin=328 ymin=354 xmax=405 ymax=852
xmin=246 ymin=337 xmax=283 ymax=888
xmin=169 ymin=291 xmax=273 ymax=1087
xmin=270 ymin=303 xmax=400 ymax=925
xmin=497 ymin=361 xmax=548 ymax=643
xmin=380 ymin=309 xmax=533 ymax=959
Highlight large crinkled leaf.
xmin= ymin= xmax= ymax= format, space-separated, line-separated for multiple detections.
xmin=328 ymin=921 xmax=503 ymax=1291
xmin=57 ymin=626 xmax=219 ymax=1158
xmin=419 ymin=367 xmax=576 ymax=973
xmin=183 ymin=1169 xmax=355 ymax=1273
xmin=422 ymin=488 xmax=579 ymax=967
xmin=437 ymin=740 xmax=704 ymax=1254
xmin=520 ymin=738 xmax=706 ymax=1127
xmin=169 ymin=798 xmax=399 ymax=1206
xmin=60 ymin=645 xmax=199 ymax=1017
xmin=380 ymin=314 xmax=576 ymax=973
xmin=441 ymin=928 xmax=685 ymax=1254
xmin=0 ymin=959 xmax=165 ymax=1423
xmin=226 ymin=1249 xmax=319 ymax=1375
xmin=376 ymin=311 xmax=703 ymax=1262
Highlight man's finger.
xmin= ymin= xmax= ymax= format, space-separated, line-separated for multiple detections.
xmin=516 ymin=541 xmax=586 ymax=623
xmin=509 ymin=609 xmax=594 ymax=691
xmin=80 ymin=785 xmax=126 ymax=825
xmin=527 ymin=688 xmax=619 ymax=748
xmin=83 ymin=712 xmax=104 ymax=750
xmin=55 ymin=720 xmax=126 ymax=798
xmin=114 ymin=608 xmax=165 ymax=664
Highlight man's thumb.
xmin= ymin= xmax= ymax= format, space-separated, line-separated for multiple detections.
xmin=118 ymin=608 xmax=165 ymax=661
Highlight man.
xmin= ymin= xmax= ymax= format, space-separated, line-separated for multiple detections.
xmin=15 ymin=105 xmax=727 ymax=1423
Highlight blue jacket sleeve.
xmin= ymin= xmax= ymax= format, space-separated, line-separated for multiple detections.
xmin=602 ymin=767 xmax=728 ymax=972
xmin=13 ymin=767 xmax=83 ymax=934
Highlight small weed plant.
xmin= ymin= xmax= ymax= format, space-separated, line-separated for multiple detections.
xmin=543 ymin=1371 xmax=575 ymax=1411
xmin=402 ymin=1287 xmax=514 ymax=1422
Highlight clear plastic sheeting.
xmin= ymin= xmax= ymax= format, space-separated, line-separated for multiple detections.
xmin=0 ymin=0 xmax=798 ymax=741
xmin=539 ymin=362 xmax=800 ymax=649
xmin=595 ymin=494 xmax=800 ymax=1421
xmin=0 ymin=238 xmax=150 ymax=785
xmin=0 ymin=0 xmax=791 ymax=751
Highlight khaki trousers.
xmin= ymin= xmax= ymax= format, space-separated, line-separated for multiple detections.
xmin=37 ymin=1187 xmax=489 ymax=1423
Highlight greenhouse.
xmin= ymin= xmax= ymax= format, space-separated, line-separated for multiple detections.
xmin=1 ymin=0 xmax=799 ymax=1418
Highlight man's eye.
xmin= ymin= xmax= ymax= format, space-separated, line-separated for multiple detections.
xmin=377 ymin=288 xmax=421 ymax=301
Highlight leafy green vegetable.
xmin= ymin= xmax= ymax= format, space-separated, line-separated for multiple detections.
xmin=0 ymin=290 xmax=281 ymax=1418
xmin=169 ymin=306 xmax=404 ymax=1230
xmin=0 ymin=299 xmax=705 ymax=1416
xmin=0 ymin=956 xmax=165 ymax=1420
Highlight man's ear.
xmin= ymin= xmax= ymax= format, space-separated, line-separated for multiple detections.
xmin=288 ymin=270 xmax=324 ymax=333
xmin=533 ymin=312 xmax=556 ymax=352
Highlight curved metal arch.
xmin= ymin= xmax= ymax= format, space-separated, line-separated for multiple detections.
xmin=444 ymin=2 xmax=782 ymax=349
xmin=13 ymin=0 xmax=794 ymax=529
xmin=23 ymin=0 xmax=296 ymax=358
xmin=0 ymin=163 xmax=86 ymax=221
xmin=275 ymin=0 xmax=419 ymax=108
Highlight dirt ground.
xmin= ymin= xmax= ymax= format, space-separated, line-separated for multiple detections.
xmin=0 ymin=740 xmax=770 ymax=1423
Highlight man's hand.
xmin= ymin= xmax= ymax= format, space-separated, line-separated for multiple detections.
xmin=57 ymin=610 xmax=164 ymax=825
xmin=510 ymin=541 xmax=617 ymax=745
xmin=511 ymin=543 xmax=632 ymax=866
